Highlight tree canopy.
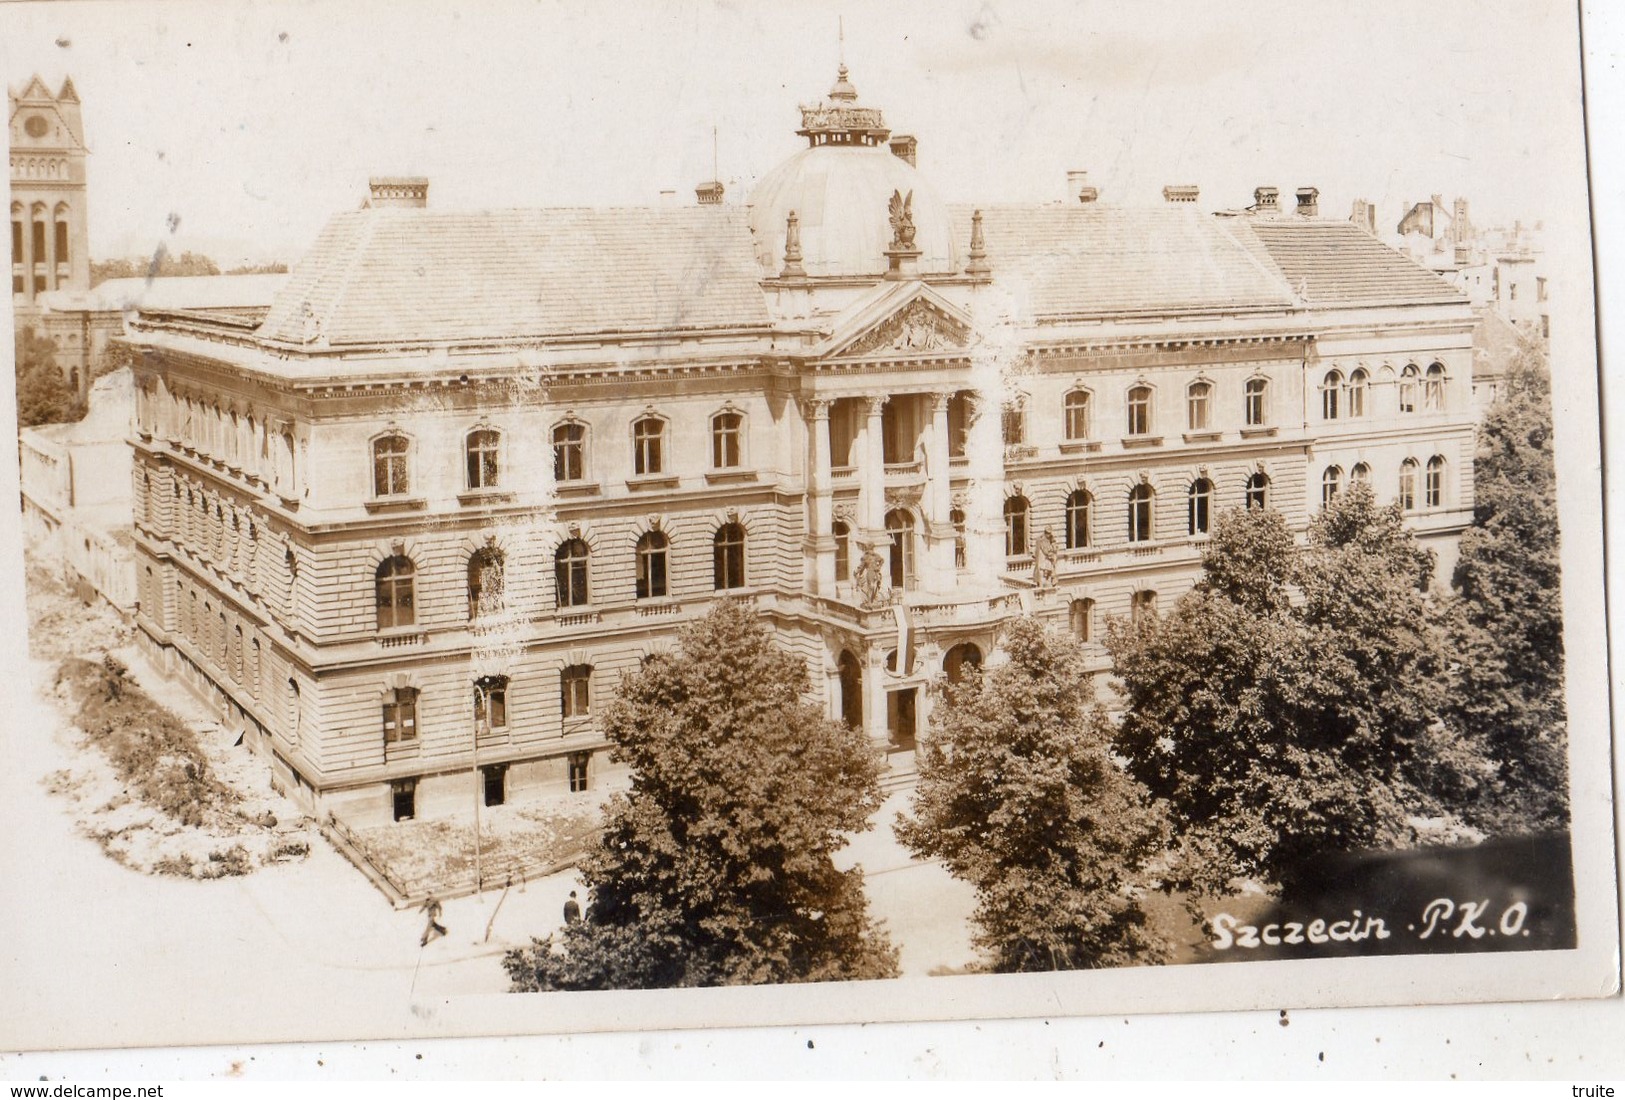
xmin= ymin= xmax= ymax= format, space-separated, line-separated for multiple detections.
xmin=1108 ymin=492 xmax=1463 ymax=895
xmin=14 ymin=325 xmax=84 ymax=428
xmin=504 ymin=600 xmax=897 ymax=991
xmin=1443 ymin=339 xmax=1568 ymax=831
xmin=895 ymin=618 xmax=1170 ymax=971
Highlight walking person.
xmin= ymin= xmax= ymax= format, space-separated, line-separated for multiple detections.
xmin=420 ymin=893 xmax=447 ymax=946
xmin=563 ymin=890 xmax=582 ymax=925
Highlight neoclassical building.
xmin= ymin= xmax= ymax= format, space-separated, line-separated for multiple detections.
xmin=119 ymin=67 xmax=1478 ymax=825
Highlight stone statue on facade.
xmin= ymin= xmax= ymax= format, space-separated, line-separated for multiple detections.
xmin=888 ymin=189 xmax=916 ymax=250
xmin=1033 ymin=526 xmax=1059 ymax=590
xmin=854 ymin=544 xmax=886 ymax=608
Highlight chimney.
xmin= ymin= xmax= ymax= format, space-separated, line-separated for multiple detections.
xmin=695 ymin=180 xmax=725 ymax=205
xmin=1350 ymin=199 xmax=1377 ymax=234
xmin=1067 ymin=170 xmax=1099 ymax=203
xmin=889 ymin=134 xmax=917 ymax=168
xmin=1295 ymin=187 xmax=1319 ymax=217
xmin=366 ymin=177 xmax=429 ymax=209
xmin=1162 ymin=184 xmax=1199 ymax=204
xmin=1253 ymin=186 xmax=1279 ymax=213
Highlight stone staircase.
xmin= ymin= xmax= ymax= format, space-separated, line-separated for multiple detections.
xmin=879 ymin=748 xmax=918 ymax=795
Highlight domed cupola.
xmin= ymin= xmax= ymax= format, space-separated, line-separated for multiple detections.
xmin=748 ymin=64 xmax=958 ymax=280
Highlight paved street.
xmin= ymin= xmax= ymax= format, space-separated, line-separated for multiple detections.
xmin=1 ymin=642 xmax=977 ymax=1052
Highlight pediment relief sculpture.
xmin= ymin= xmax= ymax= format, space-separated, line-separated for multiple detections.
xmin=842 ymin=299 xmax=970 ymax=357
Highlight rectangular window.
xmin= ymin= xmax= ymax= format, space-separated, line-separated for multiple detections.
xmin=561 ymin=666 xmax=591 ymax=719
xmin=568 ymin=752 xmax=590 ymax=793
xmin=1187 ymin=384 xmax=1211 ymax=430
xmin=947 ymin=393 xmax=971 ymax=458
xmin=483 ymin=765 xmax=507 ymax=808
xmin=475 ymin=681 xmax=507 ymax=730
xmin=1064 ymin=392 xmax=1090 ymax=441
xmin=391 ymin=779 xmax=417 ymax=822
xmin=553 ymin=423 xmax=585 ymax=482
xmin=634 ymin=418 xmax=664 ymax=476
xmin=466 ymin=430 xmax=500 ymax=489
xmin=1127 ymin=388 xmax=1152 ymax=435
xmin=711 ymin=412 xmax=742 ymax=469
xmin=1245 ymin=380 xmax=1268 ymax=426
xmin=383 ymin=689 xmax=418 ymax=743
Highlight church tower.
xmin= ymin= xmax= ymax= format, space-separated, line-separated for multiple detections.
xmin=9 ymin=75 xmax=91 ymax=315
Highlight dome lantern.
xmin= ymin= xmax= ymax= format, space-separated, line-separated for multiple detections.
xmin=795 ymin=63 xmax=891 ymax=148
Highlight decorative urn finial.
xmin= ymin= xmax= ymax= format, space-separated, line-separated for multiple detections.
xmin=966 ymin=209 xmax=991 ymax=279
xmin=781 ymin=210 xmax=806 ymax=278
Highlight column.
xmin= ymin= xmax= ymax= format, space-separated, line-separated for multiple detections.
xmin=860 ymin=395 xmax=886 ymax=542
xmin=863 ymin=646 xmax=891 ymax=747
xmin=922 ymin=392 xmax=955 ymax=587
xmin=965 ymin=392 xmax=1006 ymax=586
xmin=803 ymin=398 xmax=836 ymax=595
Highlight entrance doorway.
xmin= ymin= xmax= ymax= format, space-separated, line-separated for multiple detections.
xmin=837 ymin=650 xmax=863 ymax=729
xmin=887 ymin=687 xmax=917 ymax=751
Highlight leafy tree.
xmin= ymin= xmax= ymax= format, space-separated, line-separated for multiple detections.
xmin=14 ymin=325 xmax=84 ymax=427
xmin=895 ymin=618 xmax=1170 ymax=971
xmin=1444 ymin=340 xmax=1568 ymax=830
xmin=504 ymin=601 xmax=897 ymax=991
xmin=1108 ymin=493 xmax=1463 ymax=895
xmin=225 ymin=261 xmax=290 ymax=275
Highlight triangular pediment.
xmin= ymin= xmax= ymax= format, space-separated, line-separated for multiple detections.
xmin=823 ymin=283 xmax=975 ymax=360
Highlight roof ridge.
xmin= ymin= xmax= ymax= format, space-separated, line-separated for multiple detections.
xmin=316 ymin=214 xmax=386 ymax=345
xmin=1212 ymin=217 xmax=1298 ymax=301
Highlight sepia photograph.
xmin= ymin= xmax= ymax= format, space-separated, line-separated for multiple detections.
xmin=0 ymin=0 xmax=1618 ymax=1070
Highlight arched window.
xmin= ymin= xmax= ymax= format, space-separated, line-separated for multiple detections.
xmin=1425 ymin=363 xmax=1446 ymax=411
xmin=1129 ymin=483 xmax=1155 ymax=542
xmin=372 ymin=434 xmax=410 ymax=497
xmin=1070 ymin=597 xmax=1095 ymax=642
xmin=1426 ymin=455 xmax=1446 ymax=507
xmin=1399 ymin=365 xmax=1420 ymax=413
xmin=375 ymin=555 xmax=416 ymax=628
xmin=1188 ymin=478 xmax=1213 ymax=535
xmin=713 ymin=522 xmax=746 ymax=590
xmin=1131 ymin=589 xmax=1158 ymax=624
xmin=1065 ymin=489 xmax=1092 ymax=549
xmin=1350 ymin=461 xmax=1372 ymax=487
xmin=249 ymin=637 xmax=262 ymax=698
xmin=886 ymin=509 xmax=915 ymax=590
xmin=1347 ymin=369 xmax=1368 ymax=417
xmin=475 ymin=675 xmax=508 ymax=730
xmin=1064 ymin=389 xmax=1091 ymax=441
xmin=1321 ymin=370 xmax=1343 ymax=420
xmin=468 ymin=547 xmax=505 ymax=619
xmin=1322 ymin=466 xmax=1343 ymax=508
xmin=552 ymin=420 xmax=586 ymax=482
xmin=1398 ymin=458 xmax=1419 ymax=511
xmin=53 ymin=205 xmax=69 ymax=267
xmin=555 ymin=538 xmax=591 ymax=608
xmin=1127 ymin=385 xmax=1153 ymax=436
xmin=1244 ymin=377 xmax=1269 ymax=426
xmin=1004 ymin=495 xmax=1030 ymax=557
xmin=949 ymin=509 xmax=967 ymax=570
xmin=466 ymin=428 xmax=500 ymax=490
xmin=837 ymin=650 xmax=863 ymax=729
xmin=561 ymin=664 xmax=593 ymax=719
xmin=832 ymin=520 xmax=851 ymax=581
xmin=633 ymin=415 xmax=666 ymax=476
xmin=1187 ymin=381 xmax=1212 ymax=431
xmin=943 ymin=642 xmax=983 ymax=685
xmin=289 ymin=679 xmax=305 ymax=746
xmin=1246 ymin=472 xmax=1270 ymax=511
xmin=636 ymin=531 xmax=669 ymax=600
xmin=711 ymin=410 xmax=743 ymax=469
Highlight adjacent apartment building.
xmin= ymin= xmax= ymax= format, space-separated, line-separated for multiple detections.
xmin=117 ymin=66 xmax=1479 ymax=826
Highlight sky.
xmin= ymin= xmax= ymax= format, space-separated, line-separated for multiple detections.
xmin=0 ymin=0 xmax=1594 ymax=268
